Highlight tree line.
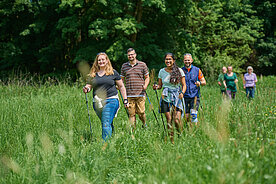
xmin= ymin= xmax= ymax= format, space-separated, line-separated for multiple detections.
xmin=0 ymin=0 xmax=275 ymax=80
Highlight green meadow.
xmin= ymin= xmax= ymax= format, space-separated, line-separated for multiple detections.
xmin=0 ymin=76 xmax=275 ymax=184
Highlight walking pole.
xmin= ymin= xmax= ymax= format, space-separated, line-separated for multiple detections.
xmin=145 ymin=91 xmax=159 ymax=125
xmin=178 ymin=86 xmax=187 ymax=129
xmin=118 ymin=90 xmax=135 ymax=139
xmin=118 ymin=90 xmax=129 ymax=118
xmin=85 ymin=93 xmax=93 ymax=140
xmin=180 ymin=97 xmax=188 ymax=129
xmin=153 ymin=83 xmax=167 ymax=133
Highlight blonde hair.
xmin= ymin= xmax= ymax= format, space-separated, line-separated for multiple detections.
xmin=88 ymin=53 xmax=114 ymax=78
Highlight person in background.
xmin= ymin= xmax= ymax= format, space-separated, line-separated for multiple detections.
xmin=121 ymin=48 xmax=150 ymax=130
xmin=223 ymin=65 xmax=238 ymax=100
xmin=83 ymin=52 xmax=128 ymax=141
xmin=218 ymin=66 xmax=227 ymax=96
xmin=181 ymin=53 xmax=206 ymax=125
xmin=153 ymin=53 xmax=186 ymax=144
xmin=243 ymin=66 xmax=257 ymax=99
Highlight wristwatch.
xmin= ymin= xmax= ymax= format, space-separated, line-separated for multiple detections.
xmin=123 ymin=99 xmax=128 ymax=104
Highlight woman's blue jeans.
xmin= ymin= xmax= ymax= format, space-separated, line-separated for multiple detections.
xmin=93 ymin=98 xmax=119 ymax=141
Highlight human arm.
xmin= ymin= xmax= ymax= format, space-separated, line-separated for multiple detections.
xmin=254 ymin=74 xmax=257 ymax=83
xmin=179 ymin=76 xmax=186 ymax=99
xmin=195 ymin=69 xmax=206 ymax=87
xmin=218 ymin=75 xmax=222 ymax=86
xmin=121 ymin=76 xmax=125 ymax=83
xmin=120 ymin=65 xmax=125 ymax=84
xmin=143 ymin=74 xmax=150 ymax=90
xmin=234 ymin=73 xmax=238 ymax=83
xmin=234 ymin=74 xmax=238 ymax=90
xmin=243 ymin=74 xmax=246 ymax=89
xmin=116 ymin=79 xmax=129 ymax=107
xmin=223 ymin=80 xmax=227 ymax=90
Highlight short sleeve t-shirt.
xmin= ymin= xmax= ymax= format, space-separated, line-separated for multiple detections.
xmin=120 ymin=61 xmax=149 ymax=97
xmin=88 ymin=70 xmax=121 ymax=98
xmin=224 ymin=73 xmax=237 ymax=92
xmin=158 ymin=68 xmax=185 ymax=90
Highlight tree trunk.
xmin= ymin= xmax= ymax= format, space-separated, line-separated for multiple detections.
xmin=131 ymin=0 xmax=143 ymax=43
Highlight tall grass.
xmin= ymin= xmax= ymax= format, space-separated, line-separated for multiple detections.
xmin=0 ymin=75 xmax=275 ymax=183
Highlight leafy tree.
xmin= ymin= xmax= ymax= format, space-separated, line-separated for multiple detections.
xmin=251 ymin=0 xmax=276 ymax=75
xmin=0 ymin=0 xmax=274 ymax=78
xmin=174 ymin=0 xmax=263 ymax=79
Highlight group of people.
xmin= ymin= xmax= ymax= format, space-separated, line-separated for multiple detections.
xmin=218 ymin=66 xmax=257 ymax=99
xmin=153 ymin=53 xmax=206 ymax=143
xmin=83 ymin=48 xmax=152 ymax=142
xmin=83 ymin=48 xmax=258 ymax=143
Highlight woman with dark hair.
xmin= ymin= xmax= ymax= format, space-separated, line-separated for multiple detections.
xmin=83 ymin=52 xmax=128 ymax=141
xmin=153 ymin=53 xmax=186 ymax=144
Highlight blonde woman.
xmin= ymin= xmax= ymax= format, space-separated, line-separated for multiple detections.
xmin=83 ymin=52 xmax=128 ymax=141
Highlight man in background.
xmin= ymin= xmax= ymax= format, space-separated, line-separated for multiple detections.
xmin=121 ymin=48 xmax=150 ymax=129
xmin=181 ymin=53 xmax=206 ymax=125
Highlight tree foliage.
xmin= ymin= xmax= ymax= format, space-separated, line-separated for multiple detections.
xmin=0 ymin=0 xmax=275 ymax=78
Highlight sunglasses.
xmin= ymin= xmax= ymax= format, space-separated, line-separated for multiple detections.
xmin=97 ymin=52 xmax=106 ymax=55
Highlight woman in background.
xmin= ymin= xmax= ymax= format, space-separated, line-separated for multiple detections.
xmin=243 ymin=66 xmax=257 ymax=99
xmin=223 ymin=65 xmax=238 ymax=99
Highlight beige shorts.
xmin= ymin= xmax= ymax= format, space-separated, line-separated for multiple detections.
xmin=127 ymin=97 xmax=145 ymax=116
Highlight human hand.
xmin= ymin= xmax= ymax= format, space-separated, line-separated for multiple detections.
xmin=195 ymin=81 xmax=201 ymax=87
xmin=83 ymin=86 xmax=90 ymax=93
xmin=179 ymin=93 xmax=184 ymax=99
xmin=153 ymin=84 xmax=159 ymax=90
